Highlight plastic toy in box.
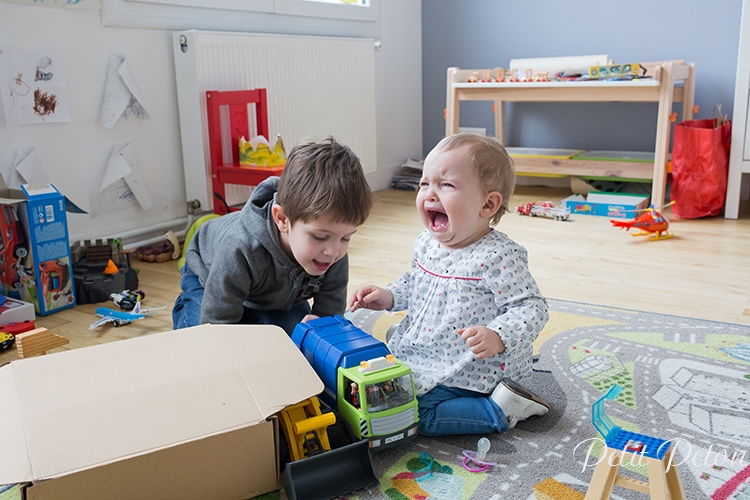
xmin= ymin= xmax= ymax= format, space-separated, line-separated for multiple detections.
xmin=0 ymin=180 xmax=76 ymax=316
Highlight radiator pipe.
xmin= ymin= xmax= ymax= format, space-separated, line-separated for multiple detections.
xmin=103 ymin=215 xmax=196 ymax=252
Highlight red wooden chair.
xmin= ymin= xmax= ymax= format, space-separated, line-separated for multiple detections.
xmin=205 ymin=89 xmax=284 ymax=214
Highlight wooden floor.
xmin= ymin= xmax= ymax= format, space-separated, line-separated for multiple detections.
xmin=4 ymin=185 xmax=750 ymax=363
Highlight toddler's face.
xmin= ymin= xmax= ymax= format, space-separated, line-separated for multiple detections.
xmin=417 ymin=146 xmax=496 ymax=249
xmin=275 ymin=211 xmax=358 ymax=276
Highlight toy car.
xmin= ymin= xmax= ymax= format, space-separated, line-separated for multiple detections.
xmin=516 ymin=201 xmax=570 ymax=221
xmin=0 ymin=204 xmax=28 ymax=289
xmin=0 ymin=332 xmax=15 ymax=351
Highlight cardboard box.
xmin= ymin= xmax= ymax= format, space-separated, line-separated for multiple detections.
xmin=563 ymin=191 xmax=650 ymax=218
xmin=0 ymin=179 xmax=75 ymax=315
xmin=0 ymin=296 xmax=35 ymax=327
xmin=0 ymin=324 xmax=323 ymax=500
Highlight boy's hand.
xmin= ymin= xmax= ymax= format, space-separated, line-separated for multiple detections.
xmin=349 ymin=285 xmax=394 ymax=312
xmin=458 ymin=326 xmax=506 ymax=359
xmin=301 ymin=314 xmax=320 ymax=323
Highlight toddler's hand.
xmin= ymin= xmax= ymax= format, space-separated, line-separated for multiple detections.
xmin=349 ymin=285 xmax=394 ymax=312
xmin=458 ymin=326 xmax=506 ymax=359
xmin=301 ymin=314 xmax=320 ymax=323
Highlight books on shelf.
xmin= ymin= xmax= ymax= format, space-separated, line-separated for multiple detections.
xmin=391 ymin=157 xmax=424 ymax=190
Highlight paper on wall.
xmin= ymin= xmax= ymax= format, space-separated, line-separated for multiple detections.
xmin=8 ymin=146 xmax=44 ymax=189
xmin=93 ymin=143 xmax=153 ymax=216
xmin=100 ymin=53 xmax=150 ymax=129
xmin=0 ymin=45 xmax=71 ymax=126
xmin=12 ymin=146 xmax=51 ymax=187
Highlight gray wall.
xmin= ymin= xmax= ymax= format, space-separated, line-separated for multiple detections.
xmin=422 ymin=0 xmax=743 ymax=154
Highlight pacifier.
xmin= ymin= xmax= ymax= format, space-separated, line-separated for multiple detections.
xmin=462 ymin=437 xmax=497 ymax=472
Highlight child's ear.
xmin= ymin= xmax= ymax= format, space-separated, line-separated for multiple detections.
xmin=480 ymin=192 xmax=502 ymax=219
xmin=272 ymin=204 xmax=290 ymax=233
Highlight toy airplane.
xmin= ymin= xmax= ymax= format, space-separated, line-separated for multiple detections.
xmin=89 ymin=302 xmax=166 ymax=330
xmin=610 ymin=202 xmax=675 ymax=241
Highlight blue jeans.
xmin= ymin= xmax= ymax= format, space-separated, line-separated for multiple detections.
xmin=417 ymin=385 xmax=510 ymax=437
xmin=172 ymin=265 xmax=311 ymax=336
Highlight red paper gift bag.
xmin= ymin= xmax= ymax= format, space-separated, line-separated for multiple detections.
xmin=670 ymin=118 xmax=731 ymax=218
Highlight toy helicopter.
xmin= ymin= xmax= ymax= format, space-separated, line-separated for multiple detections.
xmin=610 ymin=202 xmax=675 ymax=241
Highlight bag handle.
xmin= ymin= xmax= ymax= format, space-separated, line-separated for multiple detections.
xmin=714 ymin=104 xmax=728 ymax=127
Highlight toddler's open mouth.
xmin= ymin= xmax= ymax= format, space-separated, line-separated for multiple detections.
xmin=428 ymin=209 xmax=449 ymax=231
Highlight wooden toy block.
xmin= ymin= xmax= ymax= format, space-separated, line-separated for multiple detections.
xmin=16 ymin=327 xmax=70 ymax=358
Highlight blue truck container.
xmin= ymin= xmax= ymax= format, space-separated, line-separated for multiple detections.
xmin=292 ymin=315 xmax=419 ymax=449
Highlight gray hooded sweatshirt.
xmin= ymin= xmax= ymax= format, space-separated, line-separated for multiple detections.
xmin=185 ymin=177 xmax=348 ymax=324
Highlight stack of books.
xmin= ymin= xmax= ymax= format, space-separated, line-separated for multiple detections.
xmin=391 ymin=157 xmax=424 ymax=190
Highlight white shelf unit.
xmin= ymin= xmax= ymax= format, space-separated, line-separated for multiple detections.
xmin=446 ymin=62 xmax=696 ymax=208
xmin=727 ymin=0 xmax=750 ymax=219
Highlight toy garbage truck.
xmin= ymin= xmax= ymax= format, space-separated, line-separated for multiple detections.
xmin=291 ymin=315 xmax=419 ymax=449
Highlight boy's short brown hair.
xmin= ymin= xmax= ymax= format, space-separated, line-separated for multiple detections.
xmin=277 ymin=136 xmax=373 ymax=226
xmin=433 ymin=133 xmax=516 ymax=225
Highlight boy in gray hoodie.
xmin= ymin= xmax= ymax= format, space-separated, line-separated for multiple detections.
xmin=172 ymin=137 xmax=373 ymax=335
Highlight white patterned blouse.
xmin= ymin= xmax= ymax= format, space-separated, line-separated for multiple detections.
xmin=386 ymin=229 xmax=549 ymax=396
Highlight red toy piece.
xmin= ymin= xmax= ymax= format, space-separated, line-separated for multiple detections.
xmin=625 ymin=439 xmax=644 ymax=452
xmin=610 ymin=202 xmax=675 ymax=241
xmin=0 ymin=320 xmax=36 ymax=336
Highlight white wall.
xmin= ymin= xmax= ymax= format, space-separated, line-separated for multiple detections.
xmin=0 ymin=0 xmax=422 ymax=244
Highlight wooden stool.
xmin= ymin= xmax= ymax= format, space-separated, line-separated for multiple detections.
xmin=584 ymin=437 xmax=685 ymax=500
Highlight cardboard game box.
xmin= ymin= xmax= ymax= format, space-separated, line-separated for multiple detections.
xmin=0 ymin=179 xmax=75 ymax=315
xmin=563 ymin=191 xmax=651 ymax=218
xmin=0 ymin=324 xmax=324 ymax=500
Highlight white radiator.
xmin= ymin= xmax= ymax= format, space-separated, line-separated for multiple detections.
xmin=172 ymin=30 xmax=378 ymax=211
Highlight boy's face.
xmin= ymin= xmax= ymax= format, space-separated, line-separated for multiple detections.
xmin=273 ymin=206 xmax=358 ymax=276
xmin=417 ymin=145 xmax=501 ymax=249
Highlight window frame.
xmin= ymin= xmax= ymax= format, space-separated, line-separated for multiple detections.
xmin=107 ymin=0 xmax=379 ymax=26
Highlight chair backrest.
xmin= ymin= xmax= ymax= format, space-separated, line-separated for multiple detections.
xmin=205 ymin=89 xmax=269 ymax=167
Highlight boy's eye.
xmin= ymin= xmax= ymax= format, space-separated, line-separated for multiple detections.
xmin=312 ymin=235 xmax=327 ymax=242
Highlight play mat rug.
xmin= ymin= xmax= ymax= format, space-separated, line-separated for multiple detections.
xmin=258 ymin=299 xmax=750 ymax=500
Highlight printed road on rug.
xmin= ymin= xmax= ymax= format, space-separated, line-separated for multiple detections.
xmin=270 ymin=300 xmax=750 ymax=500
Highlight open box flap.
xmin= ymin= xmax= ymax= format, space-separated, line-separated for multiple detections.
xmin=0 ymin=364 xmax=34 ymax=483
xmin=0 ymin=173 xmax=26 ymax=205
xmin=0 ymin=324 xmax=323 ymax=484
